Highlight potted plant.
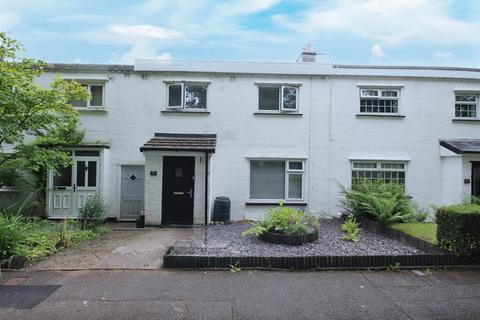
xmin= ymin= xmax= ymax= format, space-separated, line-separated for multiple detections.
xmin=242 ymin=202 xmax=320 ymax=245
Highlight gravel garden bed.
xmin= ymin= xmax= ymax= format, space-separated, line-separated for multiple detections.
xmin=171 ymin=218 xmax=424 ymax=257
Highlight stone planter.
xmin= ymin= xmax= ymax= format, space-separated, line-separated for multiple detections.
xmin=259 ymin=229 xmax=319 ymax=246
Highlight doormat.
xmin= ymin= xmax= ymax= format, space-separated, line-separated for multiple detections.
xmin=0 ymin=285 xmax=60 ymax=309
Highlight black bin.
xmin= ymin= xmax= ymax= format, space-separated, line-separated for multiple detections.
xmin=213 ymin=197 xmax=231 ymax=222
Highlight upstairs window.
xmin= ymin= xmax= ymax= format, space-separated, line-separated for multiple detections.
xmin=455 ymin=94 xmax=478 ymax=118
xmin=71 ymin=84 xmax=104 ymax=108
xmin=351 ymin=161 xmax=406 ymax=186
xmin=167 ymin=82 xmax=207 ymax=109
xmin=259 ymin=86 xmax=298 ymax=112
xmin=359 ymin=88 xmax=399 ymax=114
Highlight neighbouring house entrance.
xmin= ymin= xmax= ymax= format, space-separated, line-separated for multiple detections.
xmin=472 ymin=162 xmax=480 ymax=197
xmin=49 ymin=151 xmax=100 ymax=218
xmin=120 ymin=165 xmax=145 ymax=220
xmin=162 ymin=156 xmax=195 ymax=225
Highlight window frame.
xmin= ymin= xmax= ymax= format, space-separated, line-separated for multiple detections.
xmin=248 ymin=159 xmax=305 ymax=202
xmin=351 ymin=160 xmax=407 ymax=186
xmin=257 ymin=84 xmax=300 ymax=113
xmin=166 ymin=81 xmax=208 ymax=110
xmin=454 ymin=93 xmax=479 ymax=119
xmin=359 ymin=88 xmax=401 ymax=115
xmin=71 ymin=83 xmax=105 ymax=109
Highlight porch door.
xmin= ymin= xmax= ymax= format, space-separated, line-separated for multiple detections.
xmin=162 ymin=156 xmax=195 ymax=225
xmin=472 ymin=162 xmax=480 ymax=197
xmin=51 ymin=154 xmax=99 ymax=218
xmin=120 ymin=165 xmax=145 ymax=220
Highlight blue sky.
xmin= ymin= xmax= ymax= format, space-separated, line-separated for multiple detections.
xmin=1 ymin=0 xmax=479 ymax=66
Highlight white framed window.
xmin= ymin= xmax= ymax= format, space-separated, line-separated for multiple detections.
xmin=455 ymin=94 xmax=478 ymax=119
xmin=71 ymin=84 xmax=104 ymax=108
xmin=359 ymin=88 xmax=399 ymax=114
xmin=167 ymin=82 xmax=207 ymax=109
xmin=259 ymin=85 xmax=299 ymax=112
xmin=351 ymin=161 xmax=406 ymax=185
xmin=249 ymin=159 xmax=304 ymax=201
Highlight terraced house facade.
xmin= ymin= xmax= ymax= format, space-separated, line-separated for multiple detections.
xmin=25 ymin=54 xmax=480 ymax=226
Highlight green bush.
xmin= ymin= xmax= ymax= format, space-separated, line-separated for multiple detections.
xmin=15 ymin=232 xmax=59 ymax=261
xmin=0 ymin=211 xmax=31 ymax=259
xmin=79 ymin=193 xmax=108 ymax=230
xmin=339 ymin=181 xmax=412 ymax=226
xmin=340 ymin=217 xmax=361 ymax=242
xmin=242 ymin=203 xmax=320 ymax=237
xmin=436 ymin=204 xmax=480 ymax=257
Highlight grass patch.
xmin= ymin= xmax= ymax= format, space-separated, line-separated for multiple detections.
xmin=390 ymin=223 xmax=437 ymax=245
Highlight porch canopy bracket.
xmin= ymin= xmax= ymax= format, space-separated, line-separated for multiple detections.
xmin=440 ymin=139 xmax=480 ymax=154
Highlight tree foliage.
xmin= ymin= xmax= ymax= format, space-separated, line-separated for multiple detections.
xmin=0 ymin=32 xmax=86 ymax=190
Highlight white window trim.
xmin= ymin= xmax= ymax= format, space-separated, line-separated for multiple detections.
xmin=257 ymin=84 xmax=300 ymax=113
xmin=166 ymin=82 xmax=208 ymax=110
xmin=248 ymin=159 xmax=305 ymax=202
xmin=454 ymin=93 xmax=479 ymax=120
xmin=359 ymin=87 xmax=401 ymax=115
xmin=351 ymin=160 xmax=407 ymax=185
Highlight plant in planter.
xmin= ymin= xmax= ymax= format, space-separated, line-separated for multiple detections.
xmin=242 ymin=203 xmax=320 ymax=245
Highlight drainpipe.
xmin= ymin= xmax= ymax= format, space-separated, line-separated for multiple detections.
xmin=204 ymin=151 xmax=209 ymax=226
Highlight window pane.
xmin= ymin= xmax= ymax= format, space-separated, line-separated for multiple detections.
xmin=259 ymin=87 xmax=280 ymax=110
xmin=70 ymin=84 xmax=88 ymax=107
xmin=288 ymin=173 xmax=302 ymax=199
xmin=168 ymin=84 xmax=182 ymax=107
xmin=288 ymin=161 xmax=303 ymax=170
xmin=76 ymin=161 xmax=86 ymax=187
xmin=53 ymin=165 xmax=72 ymax=187
xmin=185 ymin=85 xmax=207 ymax=109
xmin=282 ymin=87 xmax=297 ymax=110
xmin=87 ymin=161 xmax=97 ymax=187
xmin=361 ymin=89 xmax=378 ymax=97
xmin=90 ymin=85 xmax=103 ymax=106
xmin=250 ymin=160 xmax=285 ymax=199
xmin=353 ymin=162 xmax=377 ymax=169
xmin=75 ymin=150 xmax=100 ymax=157
xmin=456 ymin=95 xmax=476 ymax=102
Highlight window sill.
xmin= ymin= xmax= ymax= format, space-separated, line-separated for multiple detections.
xmin=76 ymin=107 xmax=107 ymax=113
xmin=356 ymin=113 xmax=405 ymax=118
xmin=254 ymin=111 xmax=303 ymax=117
xmin=452 ymin=118 xmax=480 ymax=122
xmin=0 ymin=188 xmax=20 ymax=193
xmin=245 ymin=201 xmax=307 ymax=206
xmin=161 ymin=110 xmax=210 ymax=114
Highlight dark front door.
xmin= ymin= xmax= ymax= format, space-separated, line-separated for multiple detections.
xmin=472 ymin=162 xmax=480 ymax=197
xmin=162 ymin=156 xmax=195 ymax=225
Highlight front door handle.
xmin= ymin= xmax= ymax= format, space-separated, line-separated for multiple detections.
xmin=186 ymin=189 xmax=193 ymax=198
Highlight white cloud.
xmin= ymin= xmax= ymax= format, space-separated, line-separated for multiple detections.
xmin=215 ymin=0 xmax=280 ymax=16
xmin=371 ymin=44 xmax=386 ymax=58
xmin=274 ymin=0 xmax=479 ymax=46
xmin=109 ymin=24 xmax=183 ymax=40
xmin=112 ymin=43 xmax=172 ymax=64
xmin=434 ymin=51 xmax=454 ymax=60
xmin=0 ymin=12 xmax=21 ymax=31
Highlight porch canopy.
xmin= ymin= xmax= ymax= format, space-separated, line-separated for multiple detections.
xmin=440 ymin=139 xmax=480 ymax=154
xmin=140 ymin=133 xmax=216 ymax=153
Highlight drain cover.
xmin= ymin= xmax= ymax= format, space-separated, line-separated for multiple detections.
xmin=0 ymin=285 xmax=60 ymax=309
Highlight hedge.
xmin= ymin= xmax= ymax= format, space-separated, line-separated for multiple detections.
xmin=436 ymin=204 xmax=480 ymax=257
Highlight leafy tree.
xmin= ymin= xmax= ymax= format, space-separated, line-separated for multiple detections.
xmin=0 ymin=33 xmax=87 ymax=203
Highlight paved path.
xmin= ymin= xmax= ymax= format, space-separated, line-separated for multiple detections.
xmin=1 ymin=268 xmax=480 ymax=319
xmin=29 ymin=227 xmax=202 ymax=270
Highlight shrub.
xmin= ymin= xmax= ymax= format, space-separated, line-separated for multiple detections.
xmin=436 ymin=204 xmax=480 ymax=257
xmin=0 ymin=211 xmax=31 ymax=259
xmin=79 ymin=193 xmax=108 ymax=230
xmin=339 ymin=181 xmax=412 ymax=226
xmin=15 ymin=232 xmax=59 ymax=261
xmin=340 ymin=217 xmax=361 ymax=242
xmin=242 ymin=203 xmax=319 ymax=237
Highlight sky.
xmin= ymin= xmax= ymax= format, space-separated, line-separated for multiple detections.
xmin=1 ymin=0 xmax=479 ymax=67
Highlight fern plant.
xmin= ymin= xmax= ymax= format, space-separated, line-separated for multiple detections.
xmin=340 ymin=217 xmax=361 ymax=242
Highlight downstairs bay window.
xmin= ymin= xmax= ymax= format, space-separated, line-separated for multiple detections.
xmin=351 ymin=161 xmax=406 ymax=186
xmin=249 ymin=160 xmax=304 ymax=201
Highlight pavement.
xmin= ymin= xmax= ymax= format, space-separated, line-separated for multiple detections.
xmin=1 ymin=268 xmax=480 ymax=319
xmin=29 ymin=225 xmax=205 ymax=270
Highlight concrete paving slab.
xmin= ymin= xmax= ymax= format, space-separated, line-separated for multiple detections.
xmin=361 ymin=270 xmax=431 ymax=287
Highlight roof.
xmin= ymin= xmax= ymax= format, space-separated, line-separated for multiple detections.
xmin=440 ymin=140 xmax=480 ymax=154
xmin=140 ymin=133 xmax=217 ymax=153
xmin=51 ymin=63 xmax=134 ymax=73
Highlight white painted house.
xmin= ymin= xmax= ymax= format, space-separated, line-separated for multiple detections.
xmin=31 ymin=50 xmax=480 ymax=226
